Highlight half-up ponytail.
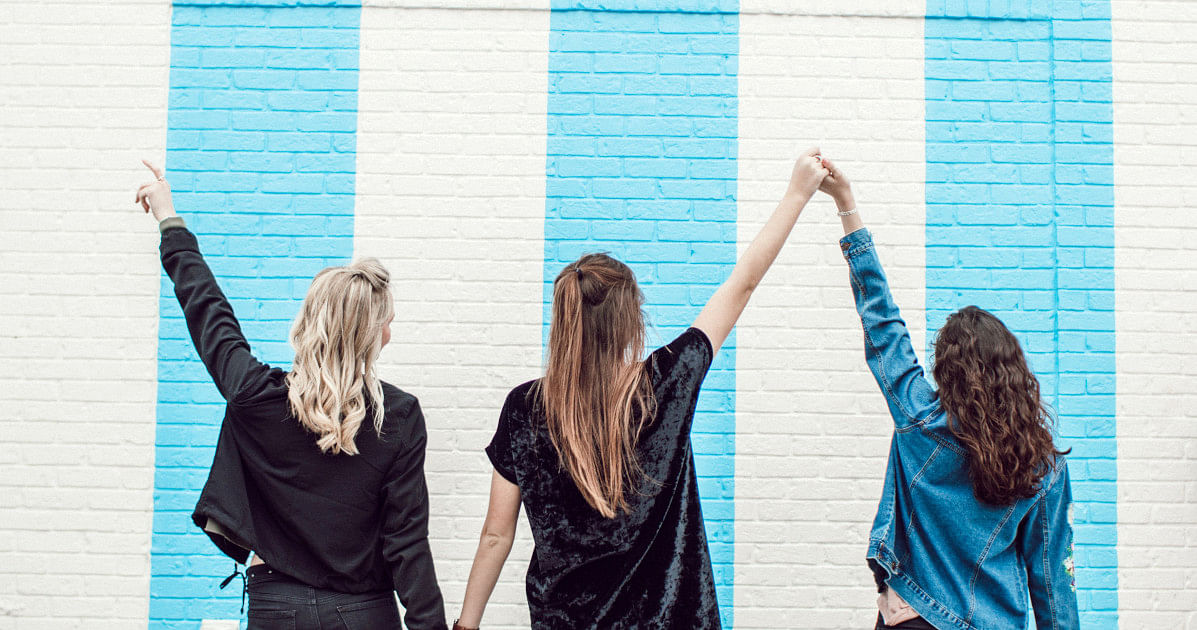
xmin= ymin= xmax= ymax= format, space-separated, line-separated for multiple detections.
xmin=286 ymin=258 xmax=394 ymax=455
xmin=542 ymin=254 xmax=655 ymax=518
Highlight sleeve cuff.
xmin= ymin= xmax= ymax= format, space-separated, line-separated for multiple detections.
xmin=838 ymin=227 xmax=874 ymax=260
xmin=159 ymin=220 xmax=199 ymax=257
xmin=158 ymin=216 xmax=186 ymax=233
xmin=484 ymin=444 xmax=518 ymax=485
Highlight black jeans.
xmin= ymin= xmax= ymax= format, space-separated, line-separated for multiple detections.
xmin=246 ymin=565 xmax=402 ymax=630
xmin=874 ymin=612 xmax=938 ymax=630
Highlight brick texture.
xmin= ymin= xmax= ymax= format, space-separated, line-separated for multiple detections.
xmin=355 ymin=6 xmax=550 ymax=628
xmin=0 ymin=1 xmax=168 ymax=628
xmin=151 ymin=3 xmax=361 ymax=627
xmin=735 ymin=11 xmax=927 ymax=628
xmin=1 ymin=1 xmax=1194 ymax=629
xmin=925 ymin=2 xmax=1117 ymax=626
xmin=1112 ymin=1 xmax=1197 ymax=628
xmin=545 ymin=5 xmax=740 ymax=626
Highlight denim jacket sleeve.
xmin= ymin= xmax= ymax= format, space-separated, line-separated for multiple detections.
xmin=160 ymin=225 xmax=271 ymax=401
xmin=1017 ymin=461 xmax=1081 ymax=630
xmin=841 ymin=229 xmax=938 ymax=428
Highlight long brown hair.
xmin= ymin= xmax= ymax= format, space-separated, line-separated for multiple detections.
xmin=540 ymin=253 xmax=656 ymax=518
xmin=933 ymin=306 xmax=1069 ymax=505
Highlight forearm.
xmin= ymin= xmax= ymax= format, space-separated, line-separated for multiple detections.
xmin=842 ymin=226 xmax=936 ymax=424
xmin=731 ymin=193 xmax=807 ymax=294
xmin=393 ymin=541 xmax=448 ymax=630
xmin=160 ymin=226 xmax=257 ymax=399
xmin=457 ymin=533 xmax=515 ymax=627
xmin=694 ymin=192 xmax=808 ymax=351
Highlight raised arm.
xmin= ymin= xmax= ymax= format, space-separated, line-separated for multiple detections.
xmin=692 ymin=148 xmax=828 ymax=353
xmin=819 ymin=159 xmax=937 ymax=428
xmin=138 ymin=161 xmax=269 ymax=400
xmin=1016 ymin=461 xmax=1080 ymax=629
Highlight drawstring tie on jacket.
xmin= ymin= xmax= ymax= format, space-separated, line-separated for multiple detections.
xmin=219 ymin=562 xmax=247 ymax=614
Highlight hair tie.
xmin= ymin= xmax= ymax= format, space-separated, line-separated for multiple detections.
xmin=575 ymin=266 xmax=583 ymax=281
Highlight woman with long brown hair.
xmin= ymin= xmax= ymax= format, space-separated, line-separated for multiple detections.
xmin=815 ymin=160 xmax=1079 ymax=629
xmin=135 ymin=161 xmax=446 ymax=629
xmin=452 ymin=149 xmax=830 ymax=629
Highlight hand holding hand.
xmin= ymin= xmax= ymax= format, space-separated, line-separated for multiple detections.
xmin=816 ymin=156 xmax=854 ymax=211
xmin=135 ymin=160 xmax=177 ymax=222
xmin=784 ymin=147 xmax=830 ymax=203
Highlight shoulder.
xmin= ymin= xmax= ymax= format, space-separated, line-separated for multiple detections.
xmin=503 ymin=379 xmax=540 ymax=415
xmin=650 ymin=327 xmax=713 ymax=376
xmin=381 ymin=381 xmax=418 ymax=414
xmin=1040 ymin=455 xmax=1070 ymax=495
xmin=229 ymin=366 xmax=289 ymax=407
xmin=379 ymin=381 xmax=423 ymax=440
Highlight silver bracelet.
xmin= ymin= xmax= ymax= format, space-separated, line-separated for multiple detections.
xmin=836 ymin=207 xmax=858 ymax=217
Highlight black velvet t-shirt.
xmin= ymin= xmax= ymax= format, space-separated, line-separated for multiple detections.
xmin=486 ymin=328 xmax=721 ymax=629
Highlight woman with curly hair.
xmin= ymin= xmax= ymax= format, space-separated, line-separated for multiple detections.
xmin=815 ymin=159 xmax=1079 ymax=630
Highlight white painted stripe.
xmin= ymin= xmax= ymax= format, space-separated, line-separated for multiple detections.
xmin=734 ymin=11 xmax=926 ymax=625
xmin=0 ymin=1 xmax=169 ymax=625
xmin=1112 ymin=1 xmax=1197 ymax=626
xmin=355 ymin=5 xmax=549 ymax=627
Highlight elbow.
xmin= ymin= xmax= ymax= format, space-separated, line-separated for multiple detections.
xmin=481 ymin=524 xmax=514 ymax=545
xmin=741 ymin=276 xmax=761 ymax=296
xmin=729 ymin=275 xmax=759 ymax=303
xmin=479 ymin=526 xmax=514 ymax=551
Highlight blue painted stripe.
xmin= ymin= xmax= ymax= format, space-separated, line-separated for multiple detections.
xmin=925 ymin=0 xmax=1115 ymax=626
xmin=545 ymin=2 xmax=739 ymax=626
xmin=153 ymin=2 xmax=361 ymax=627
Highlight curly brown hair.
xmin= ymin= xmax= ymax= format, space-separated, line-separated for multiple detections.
xmin=933 ymin=306 xmax=1069 ymax=506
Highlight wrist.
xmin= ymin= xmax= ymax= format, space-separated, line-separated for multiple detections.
xmin=834 ymin=192 xmax=855 ymax=212
xmin=782 ymin=188 xmax=814 ymax=208
xmin=157 ymin=215 xmax=185 ymax=233
xmin=453 ymin=619 xmax=479 ymax=630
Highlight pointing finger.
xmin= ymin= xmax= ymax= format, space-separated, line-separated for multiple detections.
xmin=141 ymin=159 xmax=164 ymax=180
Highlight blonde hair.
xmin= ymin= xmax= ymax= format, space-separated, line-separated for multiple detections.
xmin=541 ymin=253 xmax=655 ymax=518
xmin=285 ymin=258 xmax=394 ymax=455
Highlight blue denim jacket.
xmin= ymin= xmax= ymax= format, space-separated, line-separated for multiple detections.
xmin=840 ymin=229 xmax=1079 ymax=630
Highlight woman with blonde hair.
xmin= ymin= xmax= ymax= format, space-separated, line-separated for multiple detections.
xmin=453 ymin=149 xmax=830 ymax=629
xmin=136 ymin=161 xmax=446 ymax=630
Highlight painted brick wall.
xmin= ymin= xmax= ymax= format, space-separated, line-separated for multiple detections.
xmin=925 ymin=1 xmax=1117 ymax=626
xmin=734 ymin=8 xmax=927 ymax=627
xmin=0 ymin=1 xmax=169 ymax=627
xmin=2 ymin=2 xmax=1196 ymax=629
xmin=1111 ymin=1 xmax=1197 ymax=627
xmin=545 ymin=5 xmax=740 ymax=626
xmin=152 ymin=3 xmax=361 ymax=627
xmin=355 ymin=6 xmax=550 ymax=628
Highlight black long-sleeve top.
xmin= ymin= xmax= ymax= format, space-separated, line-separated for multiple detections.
xmin=160 ymin=222 xmax=447 ymax=629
